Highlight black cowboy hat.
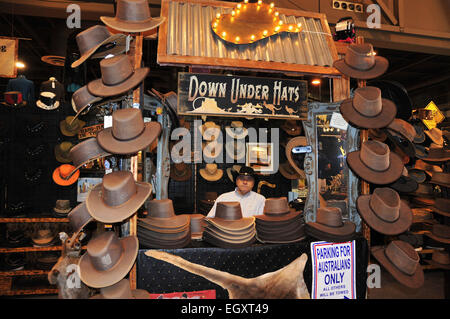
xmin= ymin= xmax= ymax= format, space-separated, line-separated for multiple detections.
xmin=231 ymin=166 xmax=259 ymax=186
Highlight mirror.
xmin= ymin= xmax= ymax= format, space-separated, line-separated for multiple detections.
xmin=302 ymin=102 xmax=361 ymax=231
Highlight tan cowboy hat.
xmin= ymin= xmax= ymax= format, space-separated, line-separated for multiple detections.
xmin=333 ymin=43 xmax=389 ymax=79
xmin=225 ymin=121 xmax=248 ymax=139
xmin=36 ymin=92 xmax=59 ymax=110
xmin=66 ymin=138 xmax=112 ymax=179
xmin=170 ymin=162 xmax=192 ymax=182
xmin=432 ymin=198 xmax=450 ymax=217
xmin=347 ymin=140 xmax=404 ymax=185
xmin=78 ymin=231 xmax=138 ymax=288
xmin=71 ymin=85 xmax=102 ymax=122
xmin=199 ymin=121 xmax=221 ymax=140
xmin=279 ymin=161 xmax=304 ymax=179
xmin=86 ymin=170 xmax=152 ymax=224
xmin=72 ymin=25 xmax=128 ymax=68
xmin=100 ymin=0 xmax=166 ymax=33
xmin=339 ymin=86 xmax=396 ymax=129
xmin=356 ymin=187 xmax=412 ymax=235
xmin=87 ymin=54 xmax=149 ymax=97
xmin=281 ymin=120 xmax=302 ymax=136
xmin=68 ymin=202 xmax=94 ymax=237
xmin=306 ymin=207 xmax=355 ymax=239
xmin=60 ymin=116 xmax=86 ymax=137
xmin=424 ymin=127 xmax=443 ymax=146
xmin=425 ymin=250 xmax=450 ymax=270
xmin=255 ymin=197 xmax=302 ymax=222
xmin=206 ymin=202 xmax=255 ymax=231
xmin=371 ymin=240 xmax=424 ymax=289
xmin=96 ymin=108 xmax=161 ymax=155
xmin=54 ymin=141 xmax=74 ymax=163
xmin=90 ymin=279 xmax=150 ymax=299
xmin=199 ymin=164 xmax=223 ymax=182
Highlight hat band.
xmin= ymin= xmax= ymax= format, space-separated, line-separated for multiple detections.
xmin=40 ymin=95 xmax=56 ymax=106
xmin=103 ymin=69 xmax=135 ymax=87
xmin=369 ymin=191 xmax=400 ymax=223
xmin=95 ymin=41 xmax=118 ymax=55
xmin=384 ymin=242 xmax=418 ymax=276
xmin=112 ymin=124 xmax=145 ymax=142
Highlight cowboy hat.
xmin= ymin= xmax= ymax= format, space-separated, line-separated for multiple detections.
xmin=226 ymin=165 xmax=242 ymax=183
xmin=78 ymin=231 xmax=138 ymax=288
xmin=425 ymin=250 xmax=450 ymax=270
xmin=414 ymin=159 xmax=443 ymax=177
xmin=424 ymin=127 xmax=444 ymax=146
xmin=371 ymin=240 xmax=424 ymax=289
xmin=68 ymin=202 xmax=94 ymax=236
xmin=410 ymin=183 xmax=435 ymax=198
xmin=285 ymin=136 xmax=308 ymax=179
xmin=170 ymin=162 xmax=192 ymax=182
xmin=432 ymin=198 xmax=450 ymax=217
xmin=199 ymin=164 xmax=223 ymax=182
xmin=90 ymin=279 xmax=150 ymax=299
xmin=356 ymin=187 xmax=412 ymax=235
xmin=206 ymin=201 xmax=255 ymax=232
xmin=281 ymin=120 xmax=302 ymax=136
xmin=255 ymin=197 xmax=302 ymax=222
xmin=96 ymin=108 xmax=161 ymax=155
xmin=421 ymin=146 xmax=450 ymax=163
xmin=225 ymin=121 xmax=248 ymax=139
xmin=333 ymin=43 xmax=389 ymax=79
xmin=339 ymin=86 xmax=396 ymax=129
xmin=306 ymin=206 xmax=356 ymax=239
xmin=388 ymin=175 xmax=418 ymax=194
xmin=413 ymin=144 xmax=429 ymax=159
xmin=412 ymin=124 xmax=426 ymax=144
xmin=86 ymin=170 xmax=152 ymax=224
xmin=2 ymin=91 xmax=27 ymax=107
xmin=347 ymin=140 xmax=404 ymax=185
xmin=36 ymin=92 xmax=59 ymax=110
xmin=71 ymin=85 xmax=102 ymax=122
xmin=190 ymin=214 xmax=206 ymax=240
xmin=279 ymin=161 xmax=304 ymax=180
xmin=199 ymin=121 xmax=221 ymax=140
xmin=72 ymin=25 xmax=128 ymax=68
xmin=53 ymin=199 xmax=72 ymax=216
xmin=60 ymin=116 xmax=86 ymax=137
xmin=87 ymin=54 xmax=149 ymax=97
xmin=368 ymin=128 xmax=387 ymax=142
xmin=31 ymin=229 xmax=56 ymax=247
xmin=429 ymin=172 xmax=450 ymax=188
xmin=52 ymin=164 xmax=80 ymax=186
xmin=141 ymin=199 xmax=190 ymax=230
xmin=54 ymin=141 xmax=74 ymax=163
xmin=67 ymin=138 xmax=112 ymax=179
xmin=408 ymin=168 xmax=427 ymax=184
xmin=100 ymin=0 xmax=166 ymax=33
xmin=424 ymin=224 xmax=450 ymax=244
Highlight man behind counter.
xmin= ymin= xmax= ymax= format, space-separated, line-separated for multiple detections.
xmin=207 ymin=166 xmax=266 ymax=218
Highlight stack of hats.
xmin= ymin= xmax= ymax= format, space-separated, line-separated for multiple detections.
xmin=198 ymin=192 xmax=218 ymax=215
xmin=53 ymin=199 xmax=72 ymax=218
xmin=35 ymin=252 xmax=60 ymax=270
xmin=203 ymin=202 xmax=256 ymax=248
xmin=190 ymin=214 xmax=206 ymax=240
xmin=255 ymin=197 xmax=305 ymax=243
xmin=2 ymin=253 xmax=26 ymax=271
xmin=137 ymin=199 xmax=191 ymax=249
xmin=31 ymin=229 xmax=57 ymax=248
xmin=305 ymin=207 xmax=356 ymax=242
xmin=5 ymin=228 xmax=29 ymax=248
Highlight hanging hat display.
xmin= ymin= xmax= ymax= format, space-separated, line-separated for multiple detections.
xmin=54 ymin=141 xmax=75 ymax=163
xmin=60 ymin=116 xmax=86 ymax=137
xmin=52 ymin=164 xmax=80 ymax=186
xmin=71 ymin=85 xmax=102 ymax=121
xmin=67 ymin=138 xmax=112 ymax=179
xmin=199 ymin=164 xmax=223 ymax=182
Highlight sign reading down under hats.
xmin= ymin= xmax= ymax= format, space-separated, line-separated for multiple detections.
xmin=177 ymin=73 xmax=308 ymax=119
xmin=310 ymin=241 xmax=356 ymax=299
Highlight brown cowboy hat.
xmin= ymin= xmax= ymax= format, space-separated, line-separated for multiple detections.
xmin=78 ymin=231 xmax=138 ymax=288
xmin=368 ymin=128 xmax=387 ymax=142
xmin=96 ymin=108 xmax=161 ymax=155
xmin=425 ymin=250 xmax=450 ymax=270
xmin=190 ymin=214 xmax=206 ymax=240
xmin=90 ymin=279 xmax=150 ymax=299
xmin=54 ymin=141 xmax=74 ymax=163
xmin=199 ymin=164 xmax=223 ymax=182
xmin=70 ymin=86 xmax=102 ymax=123
xmin=202 ymin=230 xmax=256 ymax=249
xmin=206 ymin=202 xmax=255 ymax=231
xmin=52 ymin=164 xmax=80 ymax=186
xmin=424 ymin=127 xmax=444 ymax=146
xmin=279 ymin=161 xmax=304 ymax=179
xmin=371 ymin=240 xmax=424 ymax=289
xmin=388 ymin=175 xmax=418 ymax=194
xmin=414 ymin=159 xmax=443 ymax=177
xmin=306 ymin=206 xmax=356 ymax=238
xmin=256 ymin=222 xmax=305 ymax=244
xmin=413 ymin=124 xmax=426 ymax=144
xmin=86 ymin=170 xmax=152 ymax=224
xmin=68 ymin=202 xmax=94 ymax=237
xmin=255 ymin=197 xmax=301 ymax=222
xmin=410 ymin=183 xmax=435 ymax=198
xmin=66 ymin=138 xmax=112 ymax=179
xmin=281 ymin=120 xmax=302 ymax=136
xmin=387 ymin=119 xmax=416 ymax=142
xmin=87 ymin=54 xmax=149 ymax=97
xmin=53 ymin=199 xmax=72 ymax=215
xmin=429 ymin=172 xmax=450 ymax=188
xmin=425 ymin=224 xmax=450 ymax=244
xmin=100 ymin=0 xmax=165 ymax=33
xmin=170 ymin=162 xmax=192 ymax=182
xmin=347 ymin=140 xmax=404 ymax=185
xmin=432 ymin=198 xmax=450 ymax=217
xmin=141 ymin=199 xmax=190 ymax=230
xmin=356 ymin=187 xmax=412 ymax=235
xmin=408 ymin=168 xmax=427 ymax=184
xmin=71 ymin=25 xmax=128 ymax=68
xmin=421 ymin=146 xmax=450 ymax=162
xmin=339 ymin=86 xmax=396 ymax=129
xmin=60 ymin=116 xmax=86 ymax=137
xmin=333 ymin=43 xmax=389 ymax=79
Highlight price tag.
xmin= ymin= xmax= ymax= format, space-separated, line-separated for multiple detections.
xmin=104 ymin=115 xmax=112 ymax=128
xmin=330 ymin=112 xmax=348 ymax=131
xmin=143 ymin=117 xmax=152 ymax=123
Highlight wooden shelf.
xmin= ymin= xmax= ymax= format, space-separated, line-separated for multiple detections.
xmin=0 ymin=217 xmax=69 ymax=223
xmin=0 ymin=288 xmax=58 ymax=296
xmin=0 ymin=270 xmax=50 ymax=277
xmin=0 ymin=245 xmax=86 ymax=253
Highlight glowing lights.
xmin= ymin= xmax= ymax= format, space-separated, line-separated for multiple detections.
xmin=311 ymin=79 xmax=321 ymax=86
xmin=222 ymin=31 xmax=227 ymax=37
xmin=250 ymin=34 xmax=255 ymax=41
xmin=216 ymin=13 xmax=221 ymax=19
xmin=263 ymin=30 xmax=268 ymax=36
xmin=270 ymin=2 xmax=275 ymax=8
xmin=15 ymin=61 xmax=25 ymax=68
xmin=257 ymin=0 xmax=262 ymax=5
xmin=237 ymin=3 xmax=242 ymax=9
xmin=235 ymin=36 xmax=240 ymax=42
xmin=231 ymin=10 xmax=236 ymax=16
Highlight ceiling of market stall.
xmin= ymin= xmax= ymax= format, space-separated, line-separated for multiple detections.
xmin=0 ymin=0 xmax=449 ymax=123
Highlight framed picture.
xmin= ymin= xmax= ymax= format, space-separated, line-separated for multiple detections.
xmin=77 ymin=177 xmax=102 ymax=202
xmin=246 ymin=142 xmax=274 ymax=174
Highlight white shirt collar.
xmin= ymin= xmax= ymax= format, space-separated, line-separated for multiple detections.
xmin=234 ymin=188 xmax=252 ymax=199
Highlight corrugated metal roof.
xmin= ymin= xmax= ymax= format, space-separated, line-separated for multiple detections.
xmin=165 ymin=1 xmax=335 ymax=67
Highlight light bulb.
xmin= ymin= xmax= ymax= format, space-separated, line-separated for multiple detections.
xmin=216 ymin=13 xmax=221 ymax=19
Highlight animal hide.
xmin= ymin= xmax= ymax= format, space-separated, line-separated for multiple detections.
xmin=145 ymin=250 xmax=310 ymax=299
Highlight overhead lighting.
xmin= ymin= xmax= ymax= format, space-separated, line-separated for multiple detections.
xmin=15 ymin=61 xmax=25 ymax=68
xmin=311 ymin=79 xmax=321 ymax=85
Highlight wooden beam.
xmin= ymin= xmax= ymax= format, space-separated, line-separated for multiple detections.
xmin=373 ymin=0 xmax=398 ymax=26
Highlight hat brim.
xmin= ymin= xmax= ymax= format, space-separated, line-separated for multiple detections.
xmin=425 ymin=259 xmax=450 ymax=270
xmin=388 ymin=176 xmax=418 ymax=193
xmin=305 ymin=224 xmax=355 ymax=242
xmin=87 ymin=67 xmax=149 ymax=97
xmin=138 ymin=231 xmax=191 ymax=249
xmin=413 ymin=145 xmax=429 ymax=159
xmin=306 ymin=220 xmax=356 ymax=237
xmin=60 ymin=119 xmax=86 ymax=137
xmin=138 ymin=226 xmax=190 ymax=241
xmin=199 ymin=169 xmax=223 ymax=182
xmin=432 ymin=206 xmax=450 ymax=217
xmin=333 ymin=56 xmax=389 ymax=80
xmin=347 ymin=150 xmax=403 ymax=185
xmin=204 ymin=221 xmax=255 ymax=237
xmin=204 ymin=227 xmax=255 ymax=242
xmin=90 ymin=288 xmax=151 ymax=299
xmin=78 ymin=236 xmax=138 ymax=288
xmin=206 ymin=216 xmax=255 ymax=231
xmin=138 ymin=214 xmax=190 ymax=231
xmin=68 ymin=202 xmax=94 ymax=236
xmin=36 ymin=100 xmax=59 ymax=110
xmin=86 ymin=181 xmax=151 ymax=224
xmin=385 ymin=131 xmax=416 ymax=158
xmin=96 ymin=121 xmax=161 ymax=155
xmin=371 ymin=246 xmax=424 ymax=289
xmin=100 ymin=16 xmax=165 ymax=33
xmin=356 ymin=195 xmax=412 ymax=235
xmin=66 ymin=150 xmax=112 ymax=180
xmin=255 ymin=209 xmax=302 ymax=222
xmin=340 ymin=98 xmax=396 ymax=129
xmin=71 ymin=33 xmax=128 ymax=68
xmin=425 ymin=232 xmax=450 ymax=244
xmin=52 ymin=166 xmax=80 ymax=186
xmin=202 ymin=231 xmax=256 ymax=249
xmin=71 ymin=96 xmax=103 ymax=123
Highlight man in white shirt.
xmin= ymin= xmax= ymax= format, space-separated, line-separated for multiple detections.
xmin=207 ymin=166 xmax=266 ymax=218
